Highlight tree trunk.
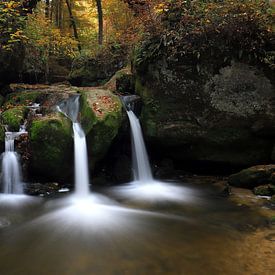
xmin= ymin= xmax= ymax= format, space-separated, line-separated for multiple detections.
xmin=95 ymin=0 xmax=103 ymax=45
xmin=65 ymin=0 xmax=81 ymax=52
xmin=45 ymin=0 xmax=50 ymax=18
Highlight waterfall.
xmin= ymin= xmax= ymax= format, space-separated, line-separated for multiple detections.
xmin=73 ymin=122 xmax=90 ymax=196
xmin=1 ymin=129 xmax=26 ymax=194
xmin=58 ymin=95 xmax=90 ymax=196
xmin=126 ymin=110 xmax=153 ymax=183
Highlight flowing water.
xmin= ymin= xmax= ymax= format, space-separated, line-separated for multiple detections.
xmin=0 ymin=96 xmax=273 ymax=274
xmin=126 ymin=110 xmax=153 ymax=182
xmin=57 ymin=95 xmax=90 ymax=196
xmin=1 ymin=128 xmax=26 ymax=194
xmin=73 ymin=122 xmax=90 ymax=196
xmin=0 ymin=183 xmax=274 ymax=275
xmin=120 ymin=99 xmax=198 ymax=203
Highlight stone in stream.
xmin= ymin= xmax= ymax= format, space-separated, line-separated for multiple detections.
xmin=253 ymin=185 xmax=274 ymax=196
xmin=228 ymin=165 xmax=275 ymax=189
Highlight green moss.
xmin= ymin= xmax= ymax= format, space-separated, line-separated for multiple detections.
xmin=1 ymin=107 xmax=28 ymax=131
xmin=79 ymin=91 xmax=97 ymax=133
xmin=253 ymin=185 xmax=273 ymax=196
xmin=88 ymin=110 xmax=122 ymax=161
xmin=3 ymin=91 xmax=41 ymax=109
xmin=29 ymin=113 xmax=73 ymax=181
xmin=79 ymin=89 xmax=122 ymax=164
xmin=135 ymin=78 xmax=159 ymax=137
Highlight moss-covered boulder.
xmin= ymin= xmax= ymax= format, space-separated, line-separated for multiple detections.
xmin=0 ymin=89 xmax=49 ymax=135
xmin=79 ymin=88 xmax=123 ymax=167
xmin=0 ymin=84 xmax=75 ymax=181
xmin=228 ymin=165 xmax=275 ymax=189
xmin=29 ymin=113 xmax=73 ymax=182
xmin=103 ymin=67 xmax=134 ymax=94
xmin=2 ymin=90 xmax=42 ymax=109
xmin=68 ymin=46 xmax=128 ymax=87
xmin=1 ymin=107 xmax=27 ymax=131
xmin=0 ymin=83 xmax=122 ymax=183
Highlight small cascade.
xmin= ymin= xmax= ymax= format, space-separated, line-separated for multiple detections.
xmin=1 ymin=127 xmax=26 ymax=194
xmin=58 ymin=95 xmax=90 ymax=196
xmin=73 ymin=123 xmax=90 ymax=196
xmin=122 ymin=96 xmax=153 ymax=183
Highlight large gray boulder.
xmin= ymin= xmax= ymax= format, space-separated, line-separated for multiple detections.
xmin=135 ymin=61 xmax=275 ymax=166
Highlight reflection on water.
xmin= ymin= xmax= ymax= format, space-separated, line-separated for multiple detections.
xmin=0 ymin=183 xmax=274 ymax=275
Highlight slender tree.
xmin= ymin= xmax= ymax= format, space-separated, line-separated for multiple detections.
xmin=45 ymin=0 xmax=50 ymax=18
xmin=65 ymin=0 xmax=81 ymax=51
xmin=95 ymin=0 xmax=103 ymax=45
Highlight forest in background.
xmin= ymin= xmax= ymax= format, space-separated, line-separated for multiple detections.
xmin=0 ymin=0 xmax=274 ymax=84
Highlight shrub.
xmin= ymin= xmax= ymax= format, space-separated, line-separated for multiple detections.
xmin=135 ymin=0 xmax=274 ymax=72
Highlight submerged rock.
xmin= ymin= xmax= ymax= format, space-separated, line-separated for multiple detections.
xmin=228 ymin=165 xmax=275 ymax=189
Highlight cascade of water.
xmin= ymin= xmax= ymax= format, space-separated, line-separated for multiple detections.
xmin=126 ymin=110 xmax=153 ymax=183
xmin=58 ymin=95 xmax=90 ymax=196
xmin=1 ymin=127 xmax=26 ymax=194
xmin=57 ymin=96 xmax=79 ymax=123
xmin=73 ymin=122 xmax=90 ymax=196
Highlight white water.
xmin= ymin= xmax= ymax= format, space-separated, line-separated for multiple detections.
xmin=58 ymin=95 xmax=90 ymax=196
xmin=126 ymin=110 xmax=153 ymax=182
xmin=73 ymin=122 xmax=90 ymax=196
xmin=1 ymin=130 xmax=26 ymax=194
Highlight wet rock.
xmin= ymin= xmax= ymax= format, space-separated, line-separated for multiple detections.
xmin=253 ymin=185 xmax=274 ymax=196
xmin=134 ymin=54 xmax=275 ymax=167
xmin=1 ymin=107 xmax=27 ymax=131
xmin=78 ymin=88 xmax=123 ymax=167
xmin=29 ymin=113 xmax=73 ymax=182
xmin=155 ymin=158 xmax=175 ymax=179
xmin=0 ymin=84 xmax=122 ymax=184
xmin=103 ymin=67 xmax=134 ymax=94
xmin=0 ymin=126 xmax=5 ymax=152
xmin=25 ymin=182 xmax=61 ymax=196
xmin=228 ymin=165 xmax=275 ymax=188
xmin=112 ymin=155 xmax=132 ymax=183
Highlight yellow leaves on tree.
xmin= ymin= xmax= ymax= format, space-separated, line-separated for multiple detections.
xmin=24 ymin=8 xmax=78 ymax=59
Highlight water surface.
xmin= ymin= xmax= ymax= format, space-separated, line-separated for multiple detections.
xmin=0 ymin=182 xmax=274 ymax=275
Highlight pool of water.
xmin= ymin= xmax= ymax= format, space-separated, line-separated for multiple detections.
xmin=0 ymin=181 xmax=274 ymax=275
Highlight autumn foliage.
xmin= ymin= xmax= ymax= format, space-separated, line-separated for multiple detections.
xmin=134 ymin=0 xmax=274 ymax=72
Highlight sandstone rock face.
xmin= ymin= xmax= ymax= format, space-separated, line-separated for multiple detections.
xmin=135 ymin=61 xmax=275 ymax=167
